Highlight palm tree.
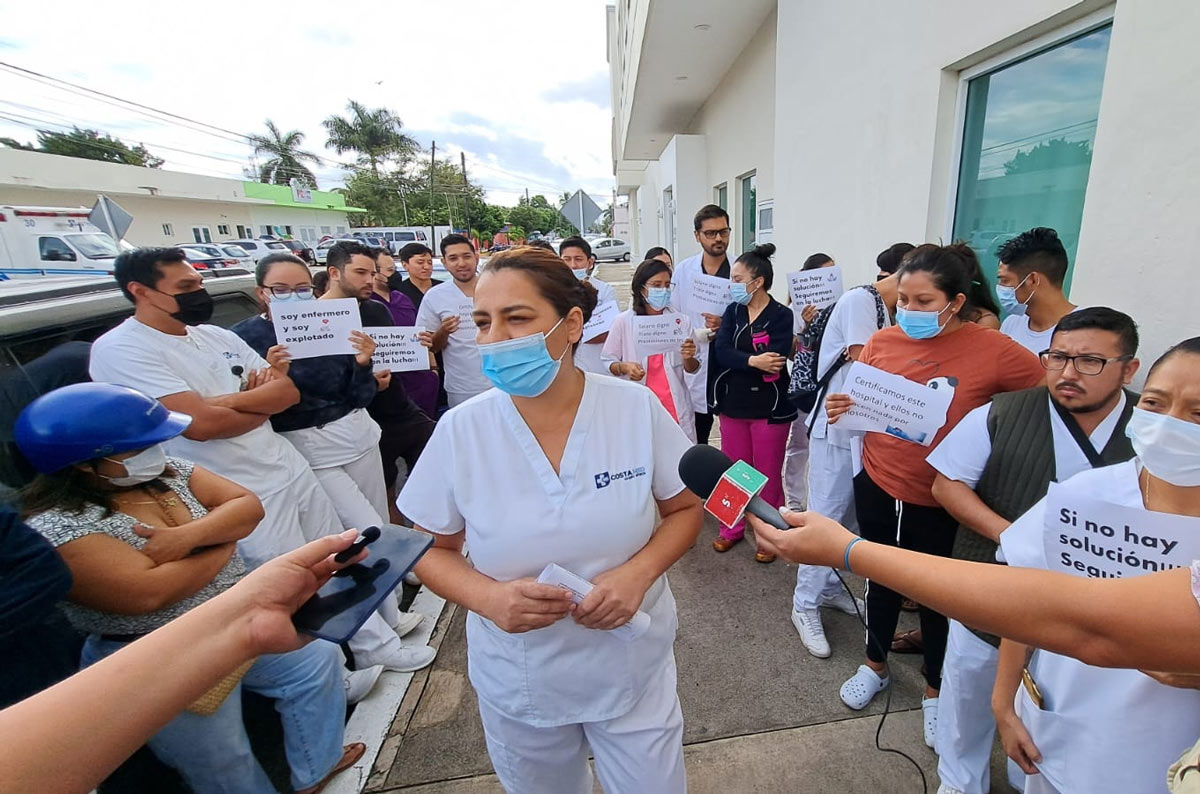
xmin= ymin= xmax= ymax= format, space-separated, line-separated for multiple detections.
xmin=323 ymin=100 xmax=418 ymax=178
xmin=249 ymin=120 xmax=319 ymax=187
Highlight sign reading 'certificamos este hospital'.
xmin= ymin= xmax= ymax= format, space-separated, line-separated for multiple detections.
xmin=272 ymin=297 xmax=361 ymax=359
xmin=836 ymin=361 xmax=952 ymax=446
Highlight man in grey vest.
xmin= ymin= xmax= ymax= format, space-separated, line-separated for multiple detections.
xmin=924 ymin=307 xmax=1141 ymax=794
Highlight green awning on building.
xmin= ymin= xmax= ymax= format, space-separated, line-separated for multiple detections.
xmin=241 ymin=181 xmax=368 ymax=213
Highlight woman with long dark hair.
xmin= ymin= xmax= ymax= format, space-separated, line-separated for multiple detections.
xmin=710 ymin=243 xmax=799 ymax=562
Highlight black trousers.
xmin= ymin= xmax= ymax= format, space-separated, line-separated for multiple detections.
xmin=853 ymin=469 xmax=959 ymax=690
xmin=695 ymin=411 xmax=715 ymax=445
xmin=377 ymin=407 xmax=435 ymax=489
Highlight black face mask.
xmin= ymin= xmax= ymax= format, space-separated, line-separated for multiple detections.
xmin=387 ymin=271 xmax=406 ymax=292
xmin=166 ymin=288 xmax=215 ymax=326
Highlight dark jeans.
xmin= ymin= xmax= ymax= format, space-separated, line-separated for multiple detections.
xmin=377 ymin=407 xmax=435 ymax=489
xmin=853 ymin=469 xmax=959 ymax=691
xmin=695 ymin=412 xmax=715 ymax=445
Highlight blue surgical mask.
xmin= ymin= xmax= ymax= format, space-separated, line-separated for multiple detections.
xmin=479 ymin=318 xmax=567 ymax=398
xmin=1126 ymin=407 xmax=1200 ymax=486
xmin=996 ymin=274 xmax=1033 ymax=316
xmin=729 ymin=282 xmax=757 ymax=306
xmin=572 ymin=269 xmax=589 ymax=281
xmin=896 ymin=303 xmax=953 ymax=340
xmin=646 ymin=286 xmax=672 ymax=310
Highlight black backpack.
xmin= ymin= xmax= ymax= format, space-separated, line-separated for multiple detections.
xmin=788 ymin=285 xmax=886 ymax=416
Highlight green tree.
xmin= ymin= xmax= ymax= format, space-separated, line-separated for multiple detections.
xmin=249 ymin=120 xmax=319 ymax=187
xmin=1003 ymin=138 xmax=1092 ymax=176
xmin=3 ymin=127 xmax=164 ymax=167
xmin=323 ymin=100 xmax=418 ymax=178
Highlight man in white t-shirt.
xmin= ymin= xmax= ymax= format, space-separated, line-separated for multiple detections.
xmin=90 ymin=247 xmax=430 ymax=674
xmin=417 ymin=234 xmax=492 ymax=407
xmin=560 ymin=236 xmax=617 ymax=376
xmin=925 ymin=308 xmax=1141 ymax=794
xmin=789 ymin=256 xmax=900 ymax=658
xmin=994 ymin=227 xmax=1076 ymax=355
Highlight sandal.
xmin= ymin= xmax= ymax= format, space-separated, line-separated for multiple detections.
xmin=840 ymin=664 xmax=890 ymax=710
xmin=296 ymin=742 xmax=366 ymax=794
xmin=891 ymin=628 xmax=924 ymax=654
xmin=755 ymin=550 xmax=776 ymax=563
xmin=712 ymin=536 xmax=741 ymax=552
xmin=901 ymin=598 xmax=920 ymax=612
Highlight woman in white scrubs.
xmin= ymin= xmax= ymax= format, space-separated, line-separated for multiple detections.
xmin=398 ymin=246 xmax=703 ymax=794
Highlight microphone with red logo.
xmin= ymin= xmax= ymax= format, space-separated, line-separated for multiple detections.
xmin=678 ymin=445 xmax=790 ymax=529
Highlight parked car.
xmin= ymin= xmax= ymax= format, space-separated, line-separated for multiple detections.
xmin=176 ymin=246 xmax=230 ymax=270
xmin=221 ymin=245 xmax=254 ymax=265
xmin=314 ymin=238 xmax=362 ymax=265
xmin=178 ymin=243 xmax=239 ymax=267
xmin=275 ymin=239 xmax=315 ymax=264
xmin=590 ymin=237 xmax=631 ymax=262
xmin=223 ymin=239 xmax=289 ymax=262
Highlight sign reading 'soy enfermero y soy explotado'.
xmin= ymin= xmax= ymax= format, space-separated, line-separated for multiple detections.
xmin=272 ymin=298 xmax=361 ymax=359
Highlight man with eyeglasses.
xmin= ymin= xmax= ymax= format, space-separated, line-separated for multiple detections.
xmin=995 ymin=228 xmax=1077 ymax=355
xmin=670 ymin=204 xmax=734 ymax=444
xmin=923 ymin=306 xmax=1140 ymax=794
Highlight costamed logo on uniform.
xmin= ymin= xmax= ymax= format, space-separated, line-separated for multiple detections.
xmin=594 ymin=467 xmax=647 ymax=489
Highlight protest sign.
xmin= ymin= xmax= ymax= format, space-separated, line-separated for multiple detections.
xmin=363 ymin=327 xmax=429 ymax=373
xmin=1043 ymin=483 xmax=1200 ymax=580
xmin=690 ymin=273 xmax=731 ymax=317
xmin=272 ymin=298 xmax=360 ymax=359
xmin=583 ymin=301 xmax=620 ymax=341
xmin=835 ymin=361 xmax=952 ymax=445
xmin=634 ymin=314 xmax=689 ymax=356
xmin=788 ymin=266 xmax=844 ymax=311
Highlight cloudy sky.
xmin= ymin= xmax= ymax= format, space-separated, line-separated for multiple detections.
xmin=0 ymin=0 xmax=614 ymax=207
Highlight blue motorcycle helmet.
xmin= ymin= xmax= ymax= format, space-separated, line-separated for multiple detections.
xmin=14 ymin=383 xmax=192 ymax=474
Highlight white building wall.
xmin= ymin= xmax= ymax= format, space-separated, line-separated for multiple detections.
xmin=688 ymin=9 xmax=776 ymax=261
xmin=1069 ymin=0 xmax=1200 ymax=366
xmin=657 ymin=135 xmax=708 ymax=261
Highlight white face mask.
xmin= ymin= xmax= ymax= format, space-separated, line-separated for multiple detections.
xmin=1126 ymin=407 xmax=1200 ymax=487
xmin=103 ymin=444 xmax=168 ymax=487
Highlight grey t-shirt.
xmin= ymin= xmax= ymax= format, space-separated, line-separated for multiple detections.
xmin=27 ymin=457 xmax=246 ymax=636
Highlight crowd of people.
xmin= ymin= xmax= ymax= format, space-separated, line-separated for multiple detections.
xmin=2 ymin=207 xmax=1199 ymax=794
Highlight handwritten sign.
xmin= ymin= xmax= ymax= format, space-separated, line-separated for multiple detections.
xmin=634 ymin=314 xmax=689 ymax=356
xmin=689 ymin=273 xmax=731 ymax=317
xmin=788 ymin=266 xmax=844 ymax=311
xmin=273 ymin=298 xmax=360 ymax=359
xmin=1044 ymin=483 xmax=1200 ymax=580
xmin=583 ymin=301 xmax=619 ymax=341
xmin=364 ymin=327 xmax=429 ymax=373
xmin=835 ymin=361 xmax=952 ymax=446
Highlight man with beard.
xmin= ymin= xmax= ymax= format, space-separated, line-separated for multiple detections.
xmin=669 ymin=205 xmax=733 ymax=444
xmin=924 ymin=307 xmax=1140 ymax=794
xmin=416 ymin=234 xmax=491 ymax=406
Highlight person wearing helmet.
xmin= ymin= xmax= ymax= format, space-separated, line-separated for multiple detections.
xmin=15 ymin=382 xmax=366 ymax=794
xmin=87 ymin=247 xmax=343 ymax=570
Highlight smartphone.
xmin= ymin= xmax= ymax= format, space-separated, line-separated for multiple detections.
xmin=752 ymin=330 xmax=779 ymax=382
xmin=292 ymin=524 xmax=434 ymax=644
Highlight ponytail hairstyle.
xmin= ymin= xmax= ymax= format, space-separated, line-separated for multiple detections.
xmin=734 ymin=243 xmax=777 ymax=290
xmin=482 ymin=246 xmax=598 ymax=349
xmin=630 ymin=258 xmax=673 ymax=316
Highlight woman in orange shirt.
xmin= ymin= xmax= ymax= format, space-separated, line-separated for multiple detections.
xmin=825 ymin=243 xmax=1043 ymax=747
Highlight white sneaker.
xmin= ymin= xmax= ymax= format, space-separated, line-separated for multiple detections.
xmin=344 ymin=665 xmax=384 ymax=705
xmin=791 ymin=608 xmax=831 ymax=658
xmin=839 ymin=664 xmax=890 ymax=709
xmin=390 ymin=610 xmax=424 ymax=637
xmin=936 ymin=785 xmax=965 ymax=794
xmin=922 ymin=696 xmax=939 ymax=748
xmin=404 ymin=571 xmax=422 ymax=586
xmin=823 ymin=589 xmax=865 ymax=617
xmin=361 ymin=643 xmax=437 ymax=673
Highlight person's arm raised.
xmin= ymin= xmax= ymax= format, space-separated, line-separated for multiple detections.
xmin=750 ymin=510 xmax=1200 ymax=672
xmin=0 ymin=531 xmax=363 ymax=794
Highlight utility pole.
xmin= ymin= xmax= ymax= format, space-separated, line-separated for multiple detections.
xmin=429 ymin=141 xmax=437 ymax=251
xmin=525 ymin=187 xmax=530 ymax=204
xmin=461 ymin=151 xmax=471 ymax=247
xmin=398 ymin=185 xmax=410 ymax=225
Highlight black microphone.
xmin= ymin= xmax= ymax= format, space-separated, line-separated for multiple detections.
xmin=678 ymin=445 xmax=791 ymax=530
xmin=231 ymin=365 xmax=244 ymax=377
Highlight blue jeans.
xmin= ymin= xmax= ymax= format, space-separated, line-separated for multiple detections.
xmin=82 ymin=635 xmax=347 ymax=792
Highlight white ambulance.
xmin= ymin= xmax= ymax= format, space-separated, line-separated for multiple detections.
xmin=0 ymin=206 xmax=121 ymax=279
